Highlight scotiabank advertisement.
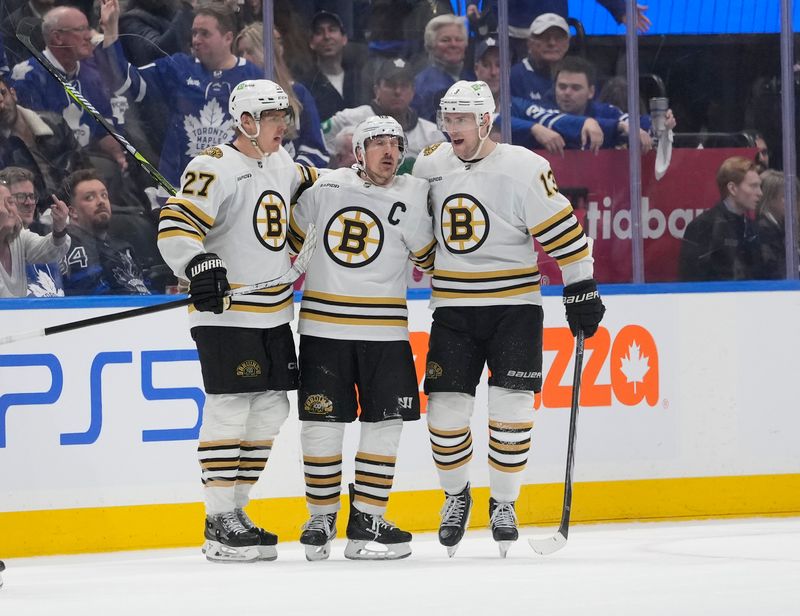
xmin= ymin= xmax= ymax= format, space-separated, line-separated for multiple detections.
xmin=2 ymin=289 xmax=798 ymax=515
xmin=544 ymin=148 xmax=755 ymax=283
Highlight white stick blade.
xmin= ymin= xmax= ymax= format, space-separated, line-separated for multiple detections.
xmin=0 ymin=329 xmax=45 ymax=346
xmin=528 ymin=531 xmax=567 ymax=555
xmin=293 ymin=223 xmax=317 ymax=272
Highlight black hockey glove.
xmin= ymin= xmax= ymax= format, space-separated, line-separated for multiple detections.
xmin=185 ymin=252 xmax=231 ymax=314
xmin=563 ymin=279 xmax=605 ymax=338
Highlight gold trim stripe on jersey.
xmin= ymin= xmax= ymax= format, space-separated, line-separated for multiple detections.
xmin=299 ymin=309 xmax=408 ymax=327
xmin=164 ymin=197 xmax=215 ymax=228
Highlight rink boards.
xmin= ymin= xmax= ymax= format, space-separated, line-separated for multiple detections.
xmin=1 ymin=284 xmax=799 ymax=557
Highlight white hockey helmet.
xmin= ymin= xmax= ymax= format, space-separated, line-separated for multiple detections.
xmin=437 ymin=80 xmax=496 ymax=131
xmin=229 ymin=79 xmax=291 ymax=130
xmin=352 ymin=115 xmax=406 ymax=168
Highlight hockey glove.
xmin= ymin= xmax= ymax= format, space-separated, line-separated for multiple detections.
xmin=563 ymin=279 xmax=605 ymax=338
xmin=185 ymin=252 xmax=231 ymax=314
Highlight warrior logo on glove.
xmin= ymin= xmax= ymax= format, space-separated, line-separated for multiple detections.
xmin=186 ymin=252 xmax=231 ymax=314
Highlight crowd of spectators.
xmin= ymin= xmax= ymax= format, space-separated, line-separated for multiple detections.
xmin=0 ymin=0 xmax=794 ymax=297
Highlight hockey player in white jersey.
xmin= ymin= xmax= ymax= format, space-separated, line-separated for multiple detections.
xmin=289 ymin=115 xmax=435 ymax=561
xmin=157 ymin=80 xmax=318 ymax=563
xmin=412 ymin=81 xmax=605 ymax=557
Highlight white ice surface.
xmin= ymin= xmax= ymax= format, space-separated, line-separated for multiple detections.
xmin=1 ymin=517 xmax=798 ymax=616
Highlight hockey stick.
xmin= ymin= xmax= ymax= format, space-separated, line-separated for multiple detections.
xmin=0 ymin=226 xmax=317 ymax=346
xmin=528 ymin=329 xmax=585 ymax=555
xmin=15 ymin=23 xmax=177 ymax=196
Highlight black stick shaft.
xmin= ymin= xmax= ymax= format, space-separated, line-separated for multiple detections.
xmin=44 ymin=297 xmax=192 ymax=336
xmin=557 ymin=329 xmax=585 ymax=539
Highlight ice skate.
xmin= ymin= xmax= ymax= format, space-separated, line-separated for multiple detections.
xmin=489 ymin=497 xmax=519 ymax=558
xmin=0 ymin=559 xmax=5 ymax=589
xmin=235 ymin=508 xmax=278 ymax=561
xmin=201 ymin=511 xmax=260 ymax=563
xmin=300 ymin=512 xmax=338 ymax=561
xmin=344 ymin=484 xmax=411 ymax=560
xmin=439 ymin=483 xmax=472 ymax=557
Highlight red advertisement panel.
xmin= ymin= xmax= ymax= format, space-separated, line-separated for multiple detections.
xmin=540 ymin=147 xmax=756 ymax=283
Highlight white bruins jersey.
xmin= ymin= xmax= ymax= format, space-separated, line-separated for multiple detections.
xmin=412 ymin=142 xmax=592 ymax=308
xmin=289 ymin=167 xmax=435 ymax=341
xmin=157 ymin=143 xmax=317 ymax=329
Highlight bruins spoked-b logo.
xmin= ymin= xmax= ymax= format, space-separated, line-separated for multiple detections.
xmin=324 ymin=207 xmax=383 ymax=268
xmin=253 ymin=190 xmax=287 ymax=251
xmin=440 ymin=193 xmax=489 ymax=254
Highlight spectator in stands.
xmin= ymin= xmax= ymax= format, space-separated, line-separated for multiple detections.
xmin=328 ymin=129 xmax=356 ymax=169
xmin=364 ymin=0 xmax=451 ymax=62
xmin=0 ymin=166 xmax=43 ymax=233
xmin=0 ymin=176 xmax=69 ymax=298
xmin=679 ymin=157 xmax=764 ymax=282
xmin=99 ymin=1 xmax=268 ymax=189
xmin=300 ymin=10 xmax=364 ymax=122
xmin=757 ymin=170 xmax=798 ymax=279
xmin=10 ymin=4 xmax=127 ymax=169
xmin=476 ymin=1 xmax=650 ymax=62
xmin=753 ymin=132 xmax=770 ymax=173
xmin=509 ymin=13 xmax=570 ymax=104
xmin=117 ymin=0 xmax=194 ymax=66
xmin=0 ymin=165 xmax=65 ymax=295
xmin=61 ymin=169 xmax=150 ymax=295
xmin=471 ymin=36 xmax=546 ymax=148
xmin=322 ymin=57 xmax=445 ymax=173
xmin=411 ymin=14 xmax=469 ymax=123
xmin=1 ymin=0 xmax=56 ymax=66
xmin=234 ymin=22 xmax=329 ymax=168
xmin=510 ymin=56 xmax=674 ymax=154
xmin=0 ymin=72 xmax=91 ymax=214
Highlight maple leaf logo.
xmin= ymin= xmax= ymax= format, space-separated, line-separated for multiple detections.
xmin=619 ymin=341 xmax=649 ymax=393
xmin=11 ymin=60 xmax=34 ymax=81
xmin=184 ymin=98 xmax=234 ymax=157
xmin=28 ymin=268 xmax=64 ymax=297
xmin=63 ymin=102 xmax=91 ymax=146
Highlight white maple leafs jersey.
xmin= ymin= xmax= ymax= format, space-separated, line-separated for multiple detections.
xmin=157 ymin=143 xmax=317 ymax=329
xmin=412 ymin=142 xmax=593 ymax=308
xmin=289 ymin=167 xmax=435 ymax=341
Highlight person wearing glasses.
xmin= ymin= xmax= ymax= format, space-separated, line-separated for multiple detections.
xmin=0 ymin=175 xmax=69 ymax=298
xmin=0 ymin=166 xmax=65 ymax=295
xmin=9 ymin=4 xmax=128 ymax=171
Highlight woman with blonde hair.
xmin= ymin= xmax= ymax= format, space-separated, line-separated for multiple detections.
xmin=757 ymin=170 xmax=799 ymax=279
xmin=235 ymin=23 xmax=329 ymax=167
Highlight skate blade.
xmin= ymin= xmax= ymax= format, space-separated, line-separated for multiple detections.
xmin=257 ymin=545 xmax=278 ymax=561
xmin=441 ymin=509 xmax=471 ymax=558
xmin=497 ymin=541 xmax=512 ymax=558
xmin=202 ymin=540 xmax=260 ymax=563
xmin=344 ymin=540 xmax=411 ymax=561
xmin=304 ymin=543 xmax=332 ymax=562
